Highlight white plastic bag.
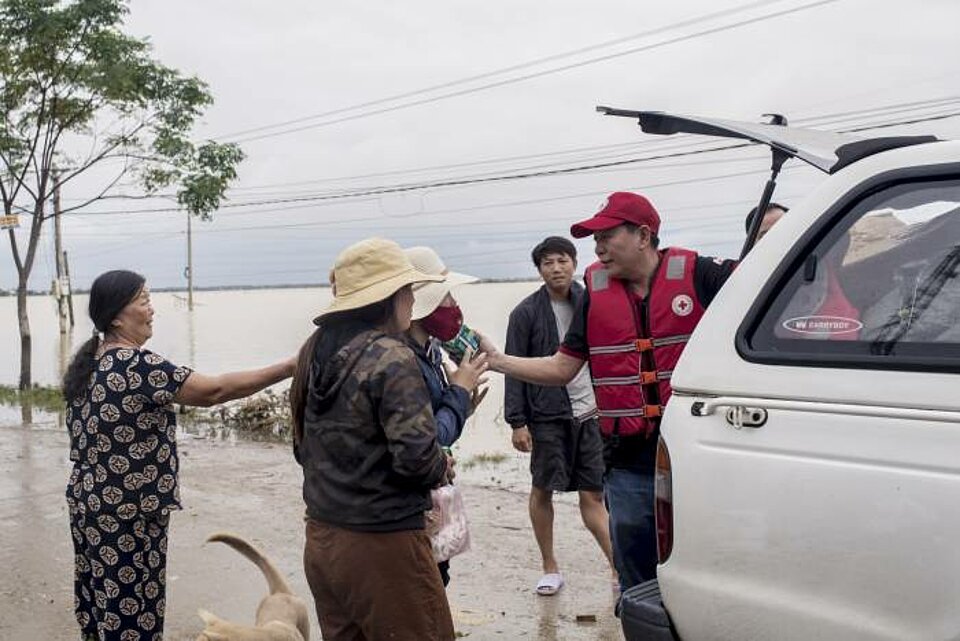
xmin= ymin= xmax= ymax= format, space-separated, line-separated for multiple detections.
xmin=426 ymin=485 xmax=471 ymax=562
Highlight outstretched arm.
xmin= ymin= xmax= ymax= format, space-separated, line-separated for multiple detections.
xmin=175 ymin=357 xmax=296 ymax=407
xmin=481 ymin=332 xmax=584 ymax=386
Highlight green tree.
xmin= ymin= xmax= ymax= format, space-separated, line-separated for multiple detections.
xmin=1 ymin=0 xmax=244 ymax=390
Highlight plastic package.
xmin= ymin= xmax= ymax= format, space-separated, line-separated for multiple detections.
xmin=426 ymin=485 xmax=471 ymax=562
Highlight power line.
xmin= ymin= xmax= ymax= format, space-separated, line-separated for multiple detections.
xmin=60 ymin=143 xmax=757 ymax=216
xmin=59 ymin=94 xmax=960 ymax=208
xmin=840 ymin=109 xmax=960 ymax=133
xmin=189 ymin=197 xmax=774 ymax=238
xmin=217 ymin=0 xmax=794 ymax=141
xmin=64 ymin=150 xmax=763 ymax=218
xmin=237 ymin=105 xmax=960 ymax=202
xmin=220 ymin=139 xmax=700 ymax=194
xmin=66 ymin=194 xmax=788 ymax=245
xmin=63 ymin=136 xmax=719 ymax=210
xmin=71 ymin=174 xmax=797 ymax=268
xmin=135 ymin=209 xmax=758 ymax=282
xmin=794 ymin=95 xmax=960 ymax=127
xmin=55 ymin=139 xmax=653 ymax=202
xmin=64 ymin=107 xmax=960 ymax=219
xmin=229 ymin=0 xmax=843 ymax=144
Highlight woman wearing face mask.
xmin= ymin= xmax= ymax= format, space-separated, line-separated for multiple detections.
xmin=404 ymin=247 xmax=489 ymax=449
xmin=404 ymin=247 xmax=489 ymax=588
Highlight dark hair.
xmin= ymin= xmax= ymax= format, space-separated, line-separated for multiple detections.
xmin=745 ymin=202 xmax=789 ymax=234
xmin=62 ymin=270 xmax=145 ymax=402
xmin=290 ymin=290 xmax=401 ymax=454
xmin=531 ymin=236 xmax=577 ymax=267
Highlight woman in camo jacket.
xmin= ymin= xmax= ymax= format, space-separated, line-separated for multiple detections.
xmin=291 ymin=238 xmax=460 ymax=641
xmin=61 ymin=270 xmax=295 ymax=641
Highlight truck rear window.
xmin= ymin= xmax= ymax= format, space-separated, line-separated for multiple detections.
xmin=744 ymin=176 xmax=960 ymax=372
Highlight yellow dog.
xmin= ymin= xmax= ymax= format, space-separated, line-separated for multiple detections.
xmin=196 ymin=532 xmax=310 ymax=641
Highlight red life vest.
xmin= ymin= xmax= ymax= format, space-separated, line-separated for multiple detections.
xmin=778 ymin=264 xmax=861 ymax=341
xmin=816 ymin=266 xmax=861 ymax=341
xmin=585 ymin=247 xmax=705 ymax=439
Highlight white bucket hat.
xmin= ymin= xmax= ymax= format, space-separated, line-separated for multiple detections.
xmin=405 ymin=246 xmax=478 ymax=321
xmin=314 ymin=238 xmax=442 ymax=324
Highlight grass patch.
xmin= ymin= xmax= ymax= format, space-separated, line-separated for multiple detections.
xmin=183 ymin=388 xmax=293 ymax=442
xmin=459 ymin=451 xmax=509 ymax=471
xmin=0 ymin=385 xmax=64 ymax=412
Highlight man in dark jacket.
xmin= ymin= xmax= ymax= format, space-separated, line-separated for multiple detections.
xmin=505 ymin=236 xmax=614 ymax=596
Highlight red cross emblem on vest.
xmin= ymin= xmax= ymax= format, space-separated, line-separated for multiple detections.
xmin=672 ymin=294 xmax=694 ymax=317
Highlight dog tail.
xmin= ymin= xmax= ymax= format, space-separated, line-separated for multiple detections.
xmin=206 ymin=532 xmax=293 ymax=595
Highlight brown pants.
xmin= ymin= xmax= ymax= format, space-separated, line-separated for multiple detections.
xmin=303 ymin=519 xmax=455 ymax=641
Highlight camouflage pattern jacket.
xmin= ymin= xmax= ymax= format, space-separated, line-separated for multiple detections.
xmin=299 ymin=329 xmax=448 ymax=531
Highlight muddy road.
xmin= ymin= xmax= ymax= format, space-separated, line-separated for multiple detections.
xmin=0 ymin=422 xmax=623 ymax=640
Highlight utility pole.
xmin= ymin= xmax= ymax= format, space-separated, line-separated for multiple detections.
xmin=186 ymin=211 xmax=194 ymax=311
xmin=52 ymin=172 xmax=73 ymax=333
xmin=63 ymin=249 xmax=75 ymax=326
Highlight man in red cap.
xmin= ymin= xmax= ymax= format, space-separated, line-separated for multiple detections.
xmin=483 ymin=192 xmax=736 ymax=595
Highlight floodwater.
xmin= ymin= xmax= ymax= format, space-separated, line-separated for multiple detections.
xmin=0 ymin=283 xmax=625 ymax=640
xmin=1 ymin=282 xmax=542 ymax=473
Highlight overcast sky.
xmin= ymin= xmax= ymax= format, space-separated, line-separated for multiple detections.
xmin=4 ymin=0 xmax=960 ymax=291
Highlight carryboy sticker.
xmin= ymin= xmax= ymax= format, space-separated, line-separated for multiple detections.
xmin=781 ymin=315 xmax=863 ymax=336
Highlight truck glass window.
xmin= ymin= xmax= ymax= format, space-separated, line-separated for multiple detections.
xmin=748 ymin=178 xmax=960 ymax=368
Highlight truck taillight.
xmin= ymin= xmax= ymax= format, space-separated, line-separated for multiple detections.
xmin=655 ymin=436 xmax=673 ymax=564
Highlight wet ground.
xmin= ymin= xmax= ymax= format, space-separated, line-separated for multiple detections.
xmin=0 ymin=417 xmax=623 ymax=641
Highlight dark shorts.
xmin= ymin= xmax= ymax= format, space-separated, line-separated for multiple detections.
xmin=529 ymin=417 xmax=604 ymax=492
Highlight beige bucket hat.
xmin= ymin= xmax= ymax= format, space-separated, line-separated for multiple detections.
xmin=405 ymin=246 xmax=479 ymax=321
xmin=314 ymin=238 xmax=443 ymax=324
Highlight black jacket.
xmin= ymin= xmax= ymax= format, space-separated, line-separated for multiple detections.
xmin=504 ymin=282 xmax=585 ymax=427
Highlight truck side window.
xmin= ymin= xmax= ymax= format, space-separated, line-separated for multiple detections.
xmin=747 ymin=177 xmax=960 ymax=369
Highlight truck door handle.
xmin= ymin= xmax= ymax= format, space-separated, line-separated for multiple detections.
xmin=691 ymin=397 xmax=960 ymax=425
xmin=724 ymin=406 xmax=768 ymax=429
xmin=690 ymin=401 xmax=767 ymax=428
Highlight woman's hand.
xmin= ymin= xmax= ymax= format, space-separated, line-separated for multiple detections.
xmin=444 ymin=453 xmax=456 ymax=484
xmin=446 ymin=347 xmax=489 ymax=393
xmin=470 ymin=385 xmax=489 ymax=412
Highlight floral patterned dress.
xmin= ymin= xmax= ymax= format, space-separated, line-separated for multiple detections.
xmin=65 ymin=347 xmax=191 ymax=641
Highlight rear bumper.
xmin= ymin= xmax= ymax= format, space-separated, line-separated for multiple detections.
xmin=621 ymin=579 xmax=681 ymax=641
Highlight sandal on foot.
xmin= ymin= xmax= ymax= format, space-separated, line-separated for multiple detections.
xmin=536 ymin=572 xmax=564 ymax=596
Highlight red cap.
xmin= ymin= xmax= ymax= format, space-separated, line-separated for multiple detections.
xmin=570 ymin=192 xmax=661 ymax=238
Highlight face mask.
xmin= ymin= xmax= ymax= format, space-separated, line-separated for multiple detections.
xmin=420 ymin=304 xmax=463 ymax=341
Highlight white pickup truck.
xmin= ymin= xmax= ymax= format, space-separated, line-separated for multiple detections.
xmin=600 ymin=111 xmax=960 ymax=641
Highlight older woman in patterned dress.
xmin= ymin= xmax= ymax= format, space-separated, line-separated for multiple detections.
xmin=61 ymin=270 xmax=295 ymax=641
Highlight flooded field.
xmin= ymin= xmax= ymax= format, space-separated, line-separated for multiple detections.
xmin=1 ymin=283 xmax=624 ymax=640
xmin=1 ymin=282 xmax=543 ymax=468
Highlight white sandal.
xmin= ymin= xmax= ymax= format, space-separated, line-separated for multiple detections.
xmin=535 ymin=572 xmax=564 ymax=596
